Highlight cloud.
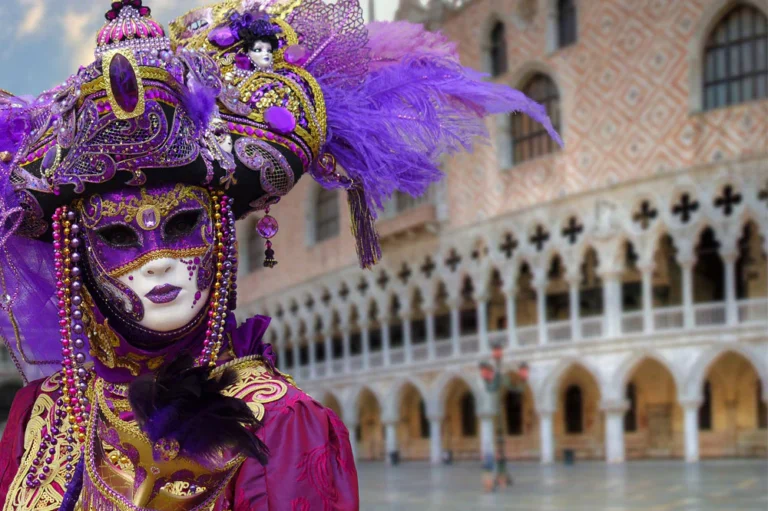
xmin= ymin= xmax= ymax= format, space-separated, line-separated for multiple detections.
xmin=17 ymin=0 xmax=45 ymax=37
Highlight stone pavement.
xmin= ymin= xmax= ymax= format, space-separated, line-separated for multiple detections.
xmin=358 ymin=459 xmax=768 ymax=510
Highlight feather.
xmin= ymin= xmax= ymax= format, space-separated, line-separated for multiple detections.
xmin=128 ymin=355 xmax=269 ymax=469
xmin=180 ymin=77 xmax=218 ymax=132
xmin=365 ymin=21 xmax=459 ymax=71
xmin=320 ymin=56 xmax=564 ymax=214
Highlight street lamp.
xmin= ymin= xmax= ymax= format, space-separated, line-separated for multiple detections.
xmin=479 ymin=343 xmax=528 ymax=492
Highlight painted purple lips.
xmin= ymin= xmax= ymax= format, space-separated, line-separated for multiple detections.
xmin=145 ymin=284 xmax=182 ymax=304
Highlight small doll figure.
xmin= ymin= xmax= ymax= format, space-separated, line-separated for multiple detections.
xmin=209 ymin=11 xmax=280 ymax=79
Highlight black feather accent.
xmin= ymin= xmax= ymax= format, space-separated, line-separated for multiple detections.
xmin=128 ymin=354 xmax=269 ymax=468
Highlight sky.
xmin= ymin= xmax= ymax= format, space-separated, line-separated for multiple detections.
xmin=0 ymin=0 xmax=402 ymax=96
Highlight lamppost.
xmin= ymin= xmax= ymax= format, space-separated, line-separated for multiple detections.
xmin=479 ymin=343 xmax=528 ymax=492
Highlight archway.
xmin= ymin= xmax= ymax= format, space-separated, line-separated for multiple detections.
xmin=323 ymin=392 xmax=343 ymax=418
xmin=554 ymin=364 xmax=603 ymax=460
xmin=358 ymin=388 xmax=383 ymax=461
xmin=623 ymin=358 xmax=682 ymax=459
xmin=443 ymin=378 xmax=480 ymax=460
xmin=398 ymin=382 xmax=430 ymax=460
xmin=699 ymin=351 xmax=766 ymax=457
xmin=515 ymin=262 xmax=538 ymax=344
xmin=502 ymin=370 xmax=538 ymax=460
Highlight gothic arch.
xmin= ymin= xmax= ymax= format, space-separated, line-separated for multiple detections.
xmin=688 ymin=0 xmax=768 ymax=112
xmin=684 ymin=345 xmax=768 ymax=400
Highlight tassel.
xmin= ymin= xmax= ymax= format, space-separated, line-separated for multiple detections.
xmin=58 ymin=457 xmax=85 ymax=511
xmin=347 ymin=184 xmax=381 ymax=270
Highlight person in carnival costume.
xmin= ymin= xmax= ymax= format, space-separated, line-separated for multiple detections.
xmin=0 ymin=0 xmax=562 ymax=509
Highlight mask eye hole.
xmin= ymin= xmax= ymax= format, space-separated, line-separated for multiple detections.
xmin=164 ymin=210 xmax=202 ymax=240
xmin=96 ymin=224 xmax=140 ymax=248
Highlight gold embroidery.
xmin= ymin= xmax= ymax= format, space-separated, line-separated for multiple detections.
xmin=214 ymin=357 xmax=288 ymax=421
xmin=2 ymin=373 xmax=79 ymax=511
xmin=106 ymin=247 xmax=209 ymax=279
xmin=78 ymin=183 xmax=211 ymax=229
xmin=82 ymin=290 xmax=144 ymax=376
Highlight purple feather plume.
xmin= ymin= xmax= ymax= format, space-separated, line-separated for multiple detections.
xmin=128 ymin=355 xmax=269 ymax=469
xmin=58 ymin=457 xmax=84 ymax=511
xmin=320 ymin=55 xmax=563 ymax=214
xmin=180 ymin=77 xmax=219 ymax=132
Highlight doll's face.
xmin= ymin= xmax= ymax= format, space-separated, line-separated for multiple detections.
xmin=249 ymin=40 xmax=274 ymax=71
xmin=79 ymin=184 xmax=215 ymax=333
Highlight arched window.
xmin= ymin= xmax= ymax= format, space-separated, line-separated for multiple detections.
xmin=699 ymin=380 xmax=713 ymax=431
xmin=557 ymin=0 xmax=578 ymax=48
xmin=314 ymin=188 xmax=340 ymax=243
xmin=419 ymin=399 xmax=430 ymax=438
xmin=624 ymin=382 xmax=638 ymax=432
xmin=489 ymin=22 xmax=508 ymax=77
xmin=459 ymin=392 xmax=477 ymax=437
xmin=703 ymin=4 xmax=768 ymax=110
xmin=564 ymin=384 xmax=583 ymax=434
xmin=758 ymin=380 xmax=767 ymax=429
xmin=511 ymin=74 xmax=561 ymax=165
xmin=245 ymin=224 xmax=264 ymax=272
xmin=505 ymin=390 xmax=523 ymax=435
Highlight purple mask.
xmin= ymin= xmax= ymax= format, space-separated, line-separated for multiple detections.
xmin=78 ymin=183 xmax=215 ymax=334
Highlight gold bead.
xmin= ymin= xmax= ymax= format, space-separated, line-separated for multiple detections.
xmin=78 ymin=434 xmax=86 ymax=442
xmin=66 ymin=406 xmax=73 ymax=413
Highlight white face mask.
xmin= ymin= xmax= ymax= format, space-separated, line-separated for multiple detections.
xmin=249 ymin=40 xmax=274 ymax=71
xmin=118 ymin=257 xmax=211 ymax=332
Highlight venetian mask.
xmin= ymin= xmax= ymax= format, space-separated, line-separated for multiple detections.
xmin=78 ymin=183 xmax=215 ymax=334
xmin=248 ymin=40 xmax=274 ymax=71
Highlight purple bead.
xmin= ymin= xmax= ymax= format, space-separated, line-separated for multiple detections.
xmin=66 ymin=211 xmax=75 ymax=221
xmin=73 ymin=325 xmax=83 ymax=334
xmin=75 ymin=353 xmax=85 ymax=364
xmin=72 ymin=295 xmax=82 ymax=306
xmin=74 ymin=339 xmax=85 ymax=349
xmin=283 ymin=44 xmax=309 ymax=66
xmin=257 ymin=215 xmax=278 ymax=239
xmin=264 ymin=106 xmax=296 ymax=134
xmin=109 ymin=53 xmax=140 ymax=113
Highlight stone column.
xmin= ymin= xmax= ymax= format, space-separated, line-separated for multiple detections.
xmin=479 ymin=414 xmax=495 ymax=459
xmin=381 ymin=318 xmax=391 ymax=367
xmin=681 ymin=399 xmax=701 ymax=463
xmin=384 ymin=422 xmax=399 ymax=464
xmin=450 ymin=300 xmax=461 ymax=356
xmin=601 ymin=271 xmax=623 ymax=337
xmin=568 ymin=276 xmax=581 ymax=341
xmin=278 ymin=342 xmax=287 ymax=371
xmin=429 ymin=417 xmax=443 ymax=464
xmin=723 ymin=252 xmax=738 ymax=325
xmin=324 ymin=332 xmax=333 ymax=376
xmin=639 ymin=263 xmax=655 ymax=334
xmin=292 ymin=342 xmax=301 ymax=374
xmin=476 ymin=295 xmax=489 ymax=352
xmin=534 ymin=277 xmax=548 ymax=345
xmin=681 ymin=260 xmax=695 ymax=329
xmin=538 ymin=408 xmax=555 ymax=464
xmin=308 ymin=338 xmax=317 ymax=380
xmin=402 ymin=313 xmax=413 ymax=364
xmin=342 ymin=328 xmax=352 ymax=373
xmin=504 ymin=288 xmax=518 ymax=347
xmin=425 ymin=307 xmax=437 ymax=360
xmin=361 ymin=322 xmax=370 ymax=371
xmin=602 ymin=401 xmax=628 ymax=464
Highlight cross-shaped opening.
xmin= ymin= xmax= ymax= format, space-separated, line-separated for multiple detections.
xmin=500 ymin=233 xmax=518 ymax=259
xmin=672 ymin=193 xmax=699 ymax=224
xmin=562 ymin=216 xmax=584 ymax=245
xmin=398 ymin=263 xmax=412 ymax=284
xmin=445 ymin=249 xmax=462 ymax=272
xmin=714 ymin=185 xmax=742 ymax=217
xmin=633 ymin=200 xmax=658 ymax=230
xmin=421 ymin=256 xmax=436 ymax=278
xmin=377 ymin=271 xmax=390 ymax=290
xmin=530 ymin=225 xmax=550 ymax=252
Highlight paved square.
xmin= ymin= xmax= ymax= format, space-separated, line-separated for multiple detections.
xmin=358 ymin=460 xmax=768 ymax=510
